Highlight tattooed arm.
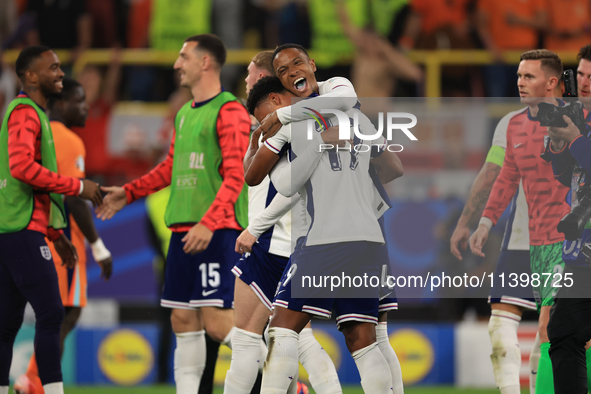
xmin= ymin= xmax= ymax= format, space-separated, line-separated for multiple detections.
xmin=450 ymin=161 xmax=501 ymax=260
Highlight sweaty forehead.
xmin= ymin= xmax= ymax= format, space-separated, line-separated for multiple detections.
xmin=274 ymin=49 xmax=306 ymax=68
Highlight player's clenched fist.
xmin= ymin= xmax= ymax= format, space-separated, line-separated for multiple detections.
xmin=80 ymin=179 xmax=103 ymax=207
xmin=469 ymin=224 xmax=490 ymax=258
xmin=235 ymin=228 xmax=257 ymax=254
xmin=96 ymin=186 xmax=127 ymax=220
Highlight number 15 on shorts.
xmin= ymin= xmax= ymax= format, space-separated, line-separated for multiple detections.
xmin=200 ymin=262 xmax=220 ymax=296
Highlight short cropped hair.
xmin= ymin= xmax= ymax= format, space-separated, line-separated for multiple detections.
xmin=47 ymin=78 xmax=82 ymax=110
xmin=15 ymin=45 xmax=52 ymax=79
xmin=520 ymin=49 xmax=563 ymax=77
xmin=246 ymin=76 xmax=286 ymax=115
xmin=577 ymin=44 xmax=591 ymax=63
xmin=185 ymin=34 xmax=226 ymax=68
xmin=252 ymin=50 xmax=275 ymax=76
xmin=272 ymin=44 xmax=310 ymax=68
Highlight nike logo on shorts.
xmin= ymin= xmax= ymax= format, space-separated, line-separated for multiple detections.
xmin=514 ymin=143 xmax=523 ymax=148
xmin=202 ymin=289 xmax=218 ymax=297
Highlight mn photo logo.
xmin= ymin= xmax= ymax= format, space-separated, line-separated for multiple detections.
xmin=304 ymin=107 xmax=418 ymax=152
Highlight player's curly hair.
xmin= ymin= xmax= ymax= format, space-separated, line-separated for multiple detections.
xmin=246 ymin=76 xmax=286 ymax=116
xmin=578 ymin=44 xmax=591 ymax=63
xmin=520 ymin=49 xmax=563 ymax=77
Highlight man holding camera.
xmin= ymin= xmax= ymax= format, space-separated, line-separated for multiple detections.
xmin=470 ymin=49 xmax=571 ymax=393
xmin=546 ymin=43 xmax=591 ymax=394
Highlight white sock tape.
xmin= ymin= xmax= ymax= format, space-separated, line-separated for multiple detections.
xmin=91 ymin=238 xmax=111 ymax=261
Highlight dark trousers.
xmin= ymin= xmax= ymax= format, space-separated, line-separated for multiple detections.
xmin=0 ymin=230 xmax=65 ymax=386
xmin=548 ymin=264 xmax=591 ymax=394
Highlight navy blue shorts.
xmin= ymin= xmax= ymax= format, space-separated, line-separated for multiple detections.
xmin=161 ymin=229 xmax=240 ymax=310
xmin=488 ymin=249 xmax=536 ymax=310
xmin=232 ymin=242 xmax=289 ymax=310
xmin=0 ymin=230 xmax=60 ymax=288
xmin=274 ymin=240 xmax=382 ymax=328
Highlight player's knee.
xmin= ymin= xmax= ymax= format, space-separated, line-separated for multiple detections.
xmin=205 ymin=326 xmax=228 ymax=343
xmin=341 ymin=322 xmax=376 ymax=353
xmin=170 ymin=309 xmax=199 ymax=333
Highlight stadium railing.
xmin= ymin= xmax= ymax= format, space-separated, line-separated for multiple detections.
xmin=2 ymin=49 xmax=581 ymax=97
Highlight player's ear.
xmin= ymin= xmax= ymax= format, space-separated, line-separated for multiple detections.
xmin=268 ymin=92 xmax=279 ymax=105
xmin=309 ymin=58 xmax=317 ymax=73
xmin=548 ymin=76 xmax=558 ymax=91
xmin=25 ymin=69 xmax=38 ymax=85
xmin=202 ymin=54 xmax=210 ymax=70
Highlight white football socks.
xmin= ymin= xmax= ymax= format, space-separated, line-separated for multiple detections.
xmin=261 ymin=327 xmax=300 ymax=394
xmin=224 ymin=328 xmax=267 ymax=394
xmin=174 ymin=330 xmax=206 ymax=394
xmin=42 ymin=382 xmax=64 ymax=394
xmin=223 ymin=326 xmax=235 ymax=349
xmin=529 ymin=331 xmax=541 ymax=394
xmin=376 ymin=323 xmax=404 ymax=394
xmin=488 ymin=310 xmax=521 ymax=394
xmin=352 ymin=342 xmax=393 ymax=393
xmin=298 ymin=327 xmax=342 ymax=394
xmin=0 ymin=386 xmax=8 ymax=394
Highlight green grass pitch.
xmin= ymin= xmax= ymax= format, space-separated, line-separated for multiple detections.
xmin=62 ymin=385 xmax=527 ymax=394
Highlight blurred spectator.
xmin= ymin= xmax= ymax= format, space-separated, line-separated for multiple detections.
xmin=125 ymin=0 xmax=213 ymax=101
xmin=476 ymin=0 xmax=546 ymax=97
xmin=26 ymin=0 xmax=92 ymax=56
xmin=127 ymin=0 xmax=151 ymax=49
xmin=125 ymin=0 xmax=156 ymax=101
xmin=0 ymin=58 xmax=17 ymax=119
xmin=401 ymin=0 xmax=476 ymax=96
xmin=74 ymin=50 xmax=121 ymax=181
xmin=213 ymin=0 xmax=244 ymax=91
xmin=86 ymin=0 xmax=120 ymax=48
xmin=543 ymin=0 xmax=591 ymax=52
xmin=0 ymin=0 xmax=17 ymax=47
xmin=149 ymin=0 xmax=211 ymax=51
xmin=308 ymin=0 xmax=409 ymax=83
xmin=278 ymin=0 xmax=310 ymax=47
xmin=337 ymin=2 xmax=422 ymax=97
xmin=109 ymin=123 xmax=152 ymax=184
xmin=401 ymin=0 xmax=473 ymax=49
